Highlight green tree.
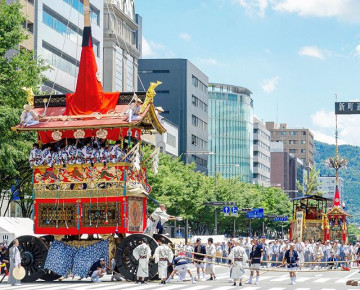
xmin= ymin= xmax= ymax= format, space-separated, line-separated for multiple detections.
xmin=0 ymin=0 xmax=48 ymax=217
xmin=297 ymin=167 xmax=323 ymax=196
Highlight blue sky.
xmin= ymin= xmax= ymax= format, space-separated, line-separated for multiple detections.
xmin=136 ymin=0 xmax=360 ymax=146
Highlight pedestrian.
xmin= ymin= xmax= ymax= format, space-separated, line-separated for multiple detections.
xmin=295 ymin=238 xmax=305 ymax=269
xmin=327 ymin=251 xmax=338 ymax=269
xmin=8 ymin=239 xmax=22 ymax=286
xmin=205 ymin=238 xmax=216 ymax=281
xmin=185 ymin=242 xmax=193 ymax=263
xmin=215 ymin=242 xmax=222 ymax=263
xmin=246 ymin=237 xmax=263 ymax=285
xmin=282 ymin=242 xmax=299 ymax=285
xmin=88 ymin=258 xmax=106 ymax=283
xmin=193 ymin=238 xmax=206 ymax=281
xmin=154 ymin=238 xmax=174 ymax=284
xmin=271 ymin=239 xmax=279 ymax=267
xmin=166 ymin=255 xmax=196 ymax=284
xmin=229 ymin=239 xmax=248 ymax=286
xmin=313 ymin=242 xmax=324 ymax=270
xmin=133 ymin=238 xmax=151 ymax=284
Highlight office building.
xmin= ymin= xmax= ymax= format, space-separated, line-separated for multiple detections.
xmin=253 ymin=116 xmax=270 ymax=186
xmin=318 ymin=176 xmax=344 ymax=202
xmin=103 ymin=0 xmax=141 ymax=92
xmin=266 ymin=122 xmax=314 ymax=168
xmin=32 ymin=0 xmax=103 ymax=93
xmin=142 ymin=117 xmax=179 ymax=157
xmin=270 ymin=152 xmax=298 ymax=198
xmin=138 ymin=59 xmax=209 ymax=172
xmin=208 ymin=83 xmax=253 ymax=181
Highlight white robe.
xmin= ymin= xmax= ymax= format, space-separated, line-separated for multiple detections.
xmin=154 ymin=244 xmax=173 ymax=279
xmin=8 ymin=245 xmax=21 ymax=285
xmin=205 ymin=243 xmax=216 ymax=275
xmin=144 ymin=207 xmax=170 ymax=235
xmin=133 ymin=243 xmax=151 ymax=278
xmin=229 ymin=246 xmax=248 ymax=280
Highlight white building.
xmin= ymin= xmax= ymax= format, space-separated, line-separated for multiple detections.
xmin=142 ymin=117 xmax=179 ymax=157
xmin=103 ymin=0 xmax=141 ymax=92
xmin=253 ymin=116 xmax=271 ymax=187
xmin=35 ymin=0 xmax=104 ymax=93
xmin=318 ymin=176 xmax=344 ymax=202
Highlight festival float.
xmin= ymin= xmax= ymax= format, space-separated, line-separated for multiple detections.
xmin=8 ymin=0 xmax=169 ymax=282
xmin=290 ymin=97 xmax=350 ymax=243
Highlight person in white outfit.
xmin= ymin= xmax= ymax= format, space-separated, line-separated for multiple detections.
xmin=133 ymin=238 xmax=151 ymax=284
xmin=8 ymin=239 xmax=22 ymax=286
xmin=205 ymin=238 xmax=216 ymax=281
xmin=20 ymin=104 xmax=39 ymax=127
xmin=154 ymin=238 xmax=173 ymax=284
xmin=144 ymin=204 xmax=178 ymax=236
xmin=229 ymin=239 xmax=248 ymax=286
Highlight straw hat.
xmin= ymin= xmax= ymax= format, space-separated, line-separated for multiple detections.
xmin=156 ymin=106 xmax=164 ymax=113
xmin=13 ymin=266 xmax=26 ymax=280
xmin=23 ymin=104 xmax=33 ymax=111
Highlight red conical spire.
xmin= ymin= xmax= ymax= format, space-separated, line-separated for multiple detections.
xmin=333 ymin=185 xmax=341 ymax=207
xmin=64 ymin=0 xmax=119 ymax=116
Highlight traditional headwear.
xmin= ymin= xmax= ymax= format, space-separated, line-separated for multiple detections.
xmin=24 ymin=104 xmax=33 ymax=110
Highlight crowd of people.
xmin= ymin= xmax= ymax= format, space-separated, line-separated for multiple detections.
xmin=29 ymin=138 xmax=139 ymax=168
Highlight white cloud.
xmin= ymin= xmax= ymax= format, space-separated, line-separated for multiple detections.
xmin=261 ymin=76 xmax=279 ymax=93
xmin=232 ymin=0 xmax=268 ymax=17
xmin=311 ymin=108 xmax=360 ymax=146
xmin=231 ymin=0 xmax=360 ymax=22
xmin=272 ymin=0 xmax=360 ymax=22
xmin=198 ymin=58 xmax=223 ymax=65
xmin=354 ymin=44 xmax=360 ymax=57
xmin=298 ymin=46 xmax=324 ymax=59
xmin=142 ymin=36 xmax=172 ymax=58
xmin=179 ymin=33 xmax=192 ymax=42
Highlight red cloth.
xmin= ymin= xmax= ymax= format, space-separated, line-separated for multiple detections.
xmin=64 ymin=28 xmax=119 ymax=116
xmin=333 ymin=185 xmax=341 ymax=207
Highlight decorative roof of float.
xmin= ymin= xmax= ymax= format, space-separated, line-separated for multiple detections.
xmin=12 ymin=0 xmax=165 ymax=142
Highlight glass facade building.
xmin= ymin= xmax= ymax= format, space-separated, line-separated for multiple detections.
xmin=208 ymin=83 xmax=254 ymax=181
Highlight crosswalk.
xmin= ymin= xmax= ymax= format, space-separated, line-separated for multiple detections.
xmin=0 ymin=276 xmax=356 ymax=290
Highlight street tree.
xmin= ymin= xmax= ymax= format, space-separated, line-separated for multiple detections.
xmin=0 ymin=0 xmax=48 ymax=217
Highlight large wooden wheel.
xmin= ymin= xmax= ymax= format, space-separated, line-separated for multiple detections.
xmin=115 ymin=234 xmax=158 ymax=281
xmin=8 ymin=235 xmax=48 ymax=282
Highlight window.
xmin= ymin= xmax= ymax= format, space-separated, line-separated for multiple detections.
xmin=153 ymin=70 xmax=169 ymax=73
xmin=301 ymin=131 xmax=306 ymax=135
xmin=289 ymin=131 xmax=297 ymax=135
xmin=301 ymin=149 xmax=306 ymax=153
xmin=191 ymin=95 xmax=207 ymax=112
xmin=191 ymin=135 xmax=207 ymax=148
xmin=167 ymin=133 xmax=176 ymax=147
xmin=192 ymin=115 xmax=198 ymax=126
xmin=63 ymin=0 xmax=100 ymax=26
xmin=191 ymin=115 xmax=207 ymax=130
xmin=289 ymin=140 xmax=297 ymax=144
xmin=281 ymin=131 xmax=286 ymax=135
xmin=289 ymin=149 xmax=297 ymax=153
xmin=192 ymin=75 xmax=198 ymax=87
xmin=43 ymin=7 xmax=100 ymax=57
xmin=301 ymin=140 xmax=306 ymax=144
xmin=192 ymin=95 xmax=198 ymax=106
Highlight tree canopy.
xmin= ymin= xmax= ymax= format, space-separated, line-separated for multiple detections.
xmin=0 ymin=0 xmax=48 ymax=216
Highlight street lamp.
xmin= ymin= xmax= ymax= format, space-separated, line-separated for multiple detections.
xmin=214 ymin=163 xmax=240 ymax=235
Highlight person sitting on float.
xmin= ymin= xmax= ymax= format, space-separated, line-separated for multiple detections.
xmin=20 ymin=104 xmax=39 ymax=127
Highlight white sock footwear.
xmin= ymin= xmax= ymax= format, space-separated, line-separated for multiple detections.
xmin=246 ymin=277 xmax=253 ymax=284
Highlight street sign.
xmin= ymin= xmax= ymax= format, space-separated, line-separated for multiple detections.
xmin=231 ymin=206 xmax=238 ymax=214
xmin=274 ymin=216 xmax=288 ymax=222
xmin=246 ymin=208 xmax=264 ymax=219
xmin=230 ymin=206 xmax=238 ymax=217
xmin=335 ymin=102 xmax=360 ymax=115
xmin=203 ymin=201 xmax=236 ymax=206
xmin=223 ymin=206 xmax=230 ymax=215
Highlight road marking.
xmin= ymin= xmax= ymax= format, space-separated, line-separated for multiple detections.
xmin=295 ymin=277 xmax=311 ymax=282
xmin=293 ymin=288 xmax=310 ymax=290
xmin=265 ymin=288 xmax=285 ymax=290
xmin=313 ymin=278 xmax=331 ymax=282
xmin=335 ymin=269 xmax=358 ymax=283
xmin=269 ymin=277 xmax=288 ymax=281
xmin=183 ymin=285 xmax=210 ymax=290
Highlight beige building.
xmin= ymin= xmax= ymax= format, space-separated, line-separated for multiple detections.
xmin=266 ymin=122 xmax=314 ymax=168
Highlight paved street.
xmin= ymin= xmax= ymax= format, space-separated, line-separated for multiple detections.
xmin=1 ymin=264 xmax=360 ymax=290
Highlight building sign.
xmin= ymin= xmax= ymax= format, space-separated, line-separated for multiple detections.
xmin=335 ymin=102 xmax=360 ymax=114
